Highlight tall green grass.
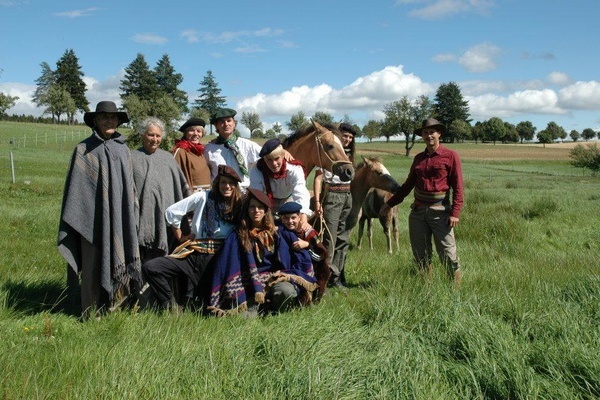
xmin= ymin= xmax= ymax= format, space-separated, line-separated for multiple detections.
xmin=1 ymin=122 xmax=598 ymax=399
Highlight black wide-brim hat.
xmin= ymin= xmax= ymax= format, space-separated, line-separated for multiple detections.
xmin=84 ymin=101 xmax=129 ymax=128
xmin=179 ymin=117 xmax=206 ymax=133
xmin=414 ymin=118 xmax=446 ymax=135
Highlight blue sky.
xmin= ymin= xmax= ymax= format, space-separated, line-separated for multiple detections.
xmin=1 ymin=0 xmax=599 ymax=137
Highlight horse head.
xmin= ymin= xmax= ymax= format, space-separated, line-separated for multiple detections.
xmin=311 ymin=120 xmax=355 ymax=181
xmin=356 ymin=156 xmax=401 ymax=193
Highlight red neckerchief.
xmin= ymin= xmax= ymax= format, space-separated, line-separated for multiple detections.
xmin=173 ymin=139 xmax=204 ymax=156
xmin=256 ymin=158 xmax=304 ymax=207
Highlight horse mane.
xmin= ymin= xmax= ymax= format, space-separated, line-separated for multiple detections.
xmin=282 ymin=122 xmax=340 ymax=148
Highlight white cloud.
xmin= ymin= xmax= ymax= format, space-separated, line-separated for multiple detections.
xmin=0 ymin=82 xmax=38 ymax=116
xmin=398 ymin=0 xmax=495 ymax=19
xmin=193 ymin=28 xmax=284 ymax=44
xmin=132 ymin=33 xmax=168 ymax=45
xmin=236 ymin=65 xmax=433 ymax=119
xmin=433 ymin=53 xmax=457 ymax=63
xmin=468 ymin=89 xmax=563 ymax=120
xmin=458 ymin=43 xmax=502 ymax=73
xmin=234 ymin=45 xmax=267 ymax=54
xmin=547 ymin=71 xmax=571 ymax=86
xmin=54 ymin=8 xmax=99 ymax=18
xmin=180 ymin=29 xmax=199 ymax=43
xmin=558 ymin=81 xmax=600 ymax=110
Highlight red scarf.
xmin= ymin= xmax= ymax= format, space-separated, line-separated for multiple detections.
xmin=257 ymin=158 xmax=304 ymax=206
xmin=172 ymin=139 xmax=204 ymax=156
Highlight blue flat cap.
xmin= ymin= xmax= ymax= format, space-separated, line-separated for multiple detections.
xmin=259 ymin=138 xmax=282 ymax=157
xmin=278 ymin=201 xmax=302 ymax=215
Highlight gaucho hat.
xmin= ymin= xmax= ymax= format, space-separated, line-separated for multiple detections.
xmin=84 ymin=101 xmax=129 ymax=128
xmin=178 ymin=117 xmax=206 ymax=133
xmin=414 ymin=118 xmax=446 ymax=135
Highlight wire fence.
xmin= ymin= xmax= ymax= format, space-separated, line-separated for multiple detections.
xmin=6 ymin=130 xmax=88 ymax=148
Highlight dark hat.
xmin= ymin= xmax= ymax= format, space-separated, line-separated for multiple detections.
xmin=84 ymin=101 xmax=129 ymax=128
xmin=415 ymin=118 xmax=446 ymax=135
xmin=217 ymin=164 xmax=242 ymax=183
xmin=210 ymin=108 xmax=237 ymax=124
xmin=339 ymin=122 xmax=357 ymax=136
xmin=278 ymin=202 xmax=302 ymax=216
xmin=259 ymin=138 xmax=282 ymax=157
xmin=246 ymin=188 xmax=271 ymax=209
xmin=179 ymin=117 xmax=206 ymax=132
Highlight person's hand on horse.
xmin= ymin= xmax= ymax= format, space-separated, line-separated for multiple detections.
xmin=283 ymin=149 xmax=295 ymax=161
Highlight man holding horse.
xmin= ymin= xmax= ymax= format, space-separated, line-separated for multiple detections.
xmin=313 ymin=122 xmax=356 ymax=289
xmin=380 ymin=118 xmax=464 ymax=285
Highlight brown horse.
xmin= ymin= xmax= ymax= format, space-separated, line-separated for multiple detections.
xmin=346 ymin=156 xmax=401 ymax=254
xmin=357 ymin=189 xmax=399 ymax=254
xmin=282 ymin=120 xmax=354 ymax=181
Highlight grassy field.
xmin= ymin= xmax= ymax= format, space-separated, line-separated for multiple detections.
xmin=1 ymin=122 xmax=599 ymax=399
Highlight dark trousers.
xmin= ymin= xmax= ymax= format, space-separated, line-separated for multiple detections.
xmin=142 ymin=252 xmax=214 ymax=309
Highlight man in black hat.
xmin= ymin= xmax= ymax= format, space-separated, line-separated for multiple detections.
xmin=204 ymin=108 xmax=262 ymax=188
xmin=58 ymin=101 xmax=141 ymax=318
xmin=313 ymin=122 xmax=356 ymax=289
xmin=380 ymin=118 xmax=464 ymax=285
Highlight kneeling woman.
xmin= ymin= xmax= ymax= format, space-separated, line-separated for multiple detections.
xmin=142 ymin=165 xmax=243 ymax=310
xmin=208 ymin=188 xmax=317 ymax=315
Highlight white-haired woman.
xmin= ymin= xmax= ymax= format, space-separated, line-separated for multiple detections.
xmin=132 ymin=117 xmax=191 ymax=263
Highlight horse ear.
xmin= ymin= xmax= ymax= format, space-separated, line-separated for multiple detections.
xmin=363 ymin=156 xmax=373 ymax=167
xmin=311 ymin=119 xmax=324 ymax=131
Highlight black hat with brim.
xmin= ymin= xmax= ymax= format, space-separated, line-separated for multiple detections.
xmin=84 ymin=101 xmax=129 ymax=128
xmin=278 ymin=201 xmax=302 ymax=215
xmin=414 ymin=118 xmax=446 ymax=135
xmin=259 ymin=138 xmax=282 ymax=157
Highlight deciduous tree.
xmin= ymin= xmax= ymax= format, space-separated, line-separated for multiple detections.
xmin=449 ymin=120 xmax=472 ymax=142
xmin=516 ymin=121 xmax=536 ymax=143
xmin=286 ymin=111 xmax=308 ymax=132
xmin=581 ymin=128 xmax=597 ymax=141
xmin=382 ymin=97 xmax=416 ymax=154
xmin=33 ymin=62 xmax=55 ymax=117
xmin=570 ymin=143 xmax=600 ymax=174
xmin=483 ymin=117 xmax=506 ymax=144
xmin=362 ymin=120 xmax=382 ymax=143
xmin=0 ymin=92 xmax=19 ymax=117
xmin=44 ymin=84 xmax=75 ymax=124
xmin=569 ymin=129 xmax=580 ymax=142
xmin=241 ymin=111 xmax=263 ymax=138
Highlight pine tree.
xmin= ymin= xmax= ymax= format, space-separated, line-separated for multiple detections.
xmin=154 ymin=54 xmax=188 ymax=113
xmin=120 ymin=53 xmax=159 ymax=102
xmin=193 ymin=70 xmax=226 ymax=134
xmin=55 ymin=49 xmax=89 ymax=123
xmin=434 ymin=82 xmax=470 ymax=143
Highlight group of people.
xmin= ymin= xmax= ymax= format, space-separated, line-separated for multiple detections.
xmin=58 ymin=100 xmax=464 ymax=319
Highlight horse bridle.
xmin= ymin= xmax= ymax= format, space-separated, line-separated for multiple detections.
xmin=314 ymin=131 xmax=353 ymax=173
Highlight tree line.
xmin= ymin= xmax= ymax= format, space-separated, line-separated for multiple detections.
xmin=1 ymin=49 xmax=598 ymax=153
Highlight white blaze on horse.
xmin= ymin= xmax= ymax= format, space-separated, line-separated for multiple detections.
xmin=347 ymin=156 xmax=401 ymax=254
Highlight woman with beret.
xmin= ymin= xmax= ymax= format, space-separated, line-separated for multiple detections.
xmin=142 ymin=165 xmax=244 ymax=311
xmin=172 ymin=117 xmax=212 ymax=192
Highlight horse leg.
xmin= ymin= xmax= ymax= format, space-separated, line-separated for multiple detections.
xmin=381 ymin=214 xmax=392 ymax=254
xmin=357 ymin=214 xmax=365 ymax=250
xmin=392 ymin=209 xmax=399 ymax=253
xmin=368 ymin=217 xmax=374 ymax=250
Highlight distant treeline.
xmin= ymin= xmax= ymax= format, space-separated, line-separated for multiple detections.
xmin=0 ymin=113 xmax=84 ymax=125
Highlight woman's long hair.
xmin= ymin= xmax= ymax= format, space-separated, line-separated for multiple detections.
xmin=237 ymin=194 xmax=276 ymax=252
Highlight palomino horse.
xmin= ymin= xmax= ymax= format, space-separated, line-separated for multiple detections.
xmin=282 ymin=120 xmax=354 ymax=181
xmin=346 ymin=156 xmax=401 ymax=254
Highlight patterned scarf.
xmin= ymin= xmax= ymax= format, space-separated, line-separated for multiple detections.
xmin=249 ymin=227 xmax=275 ymax=264
xmin=202 ymin=191 xmax=234 ymax=237
xmin=173 ymin=139 xmax=204 ymax=156
xmin=213 ymin=134 xmax=247 ymax=176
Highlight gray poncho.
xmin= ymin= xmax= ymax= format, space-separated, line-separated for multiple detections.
xmin=58 ymin=131 xmax=141 ymax=302
xmin=131 ymin=147 xmax=190 ymax=256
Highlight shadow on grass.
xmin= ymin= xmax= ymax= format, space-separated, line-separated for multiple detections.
xmin=2 ymin=279 xmax=80 ymax=317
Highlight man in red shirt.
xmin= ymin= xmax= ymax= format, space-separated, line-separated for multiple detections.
xmin=380 ymin=118 xmax=464 ymax=285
